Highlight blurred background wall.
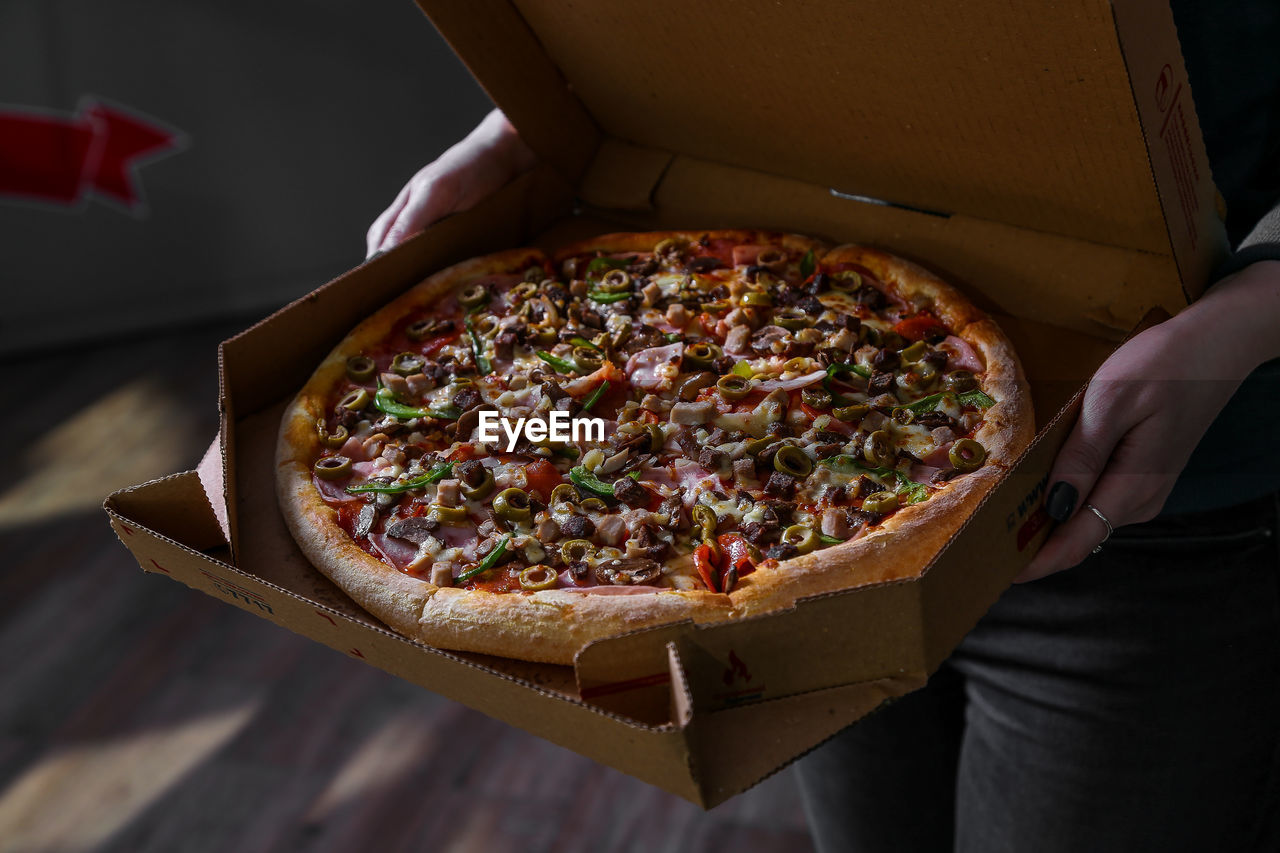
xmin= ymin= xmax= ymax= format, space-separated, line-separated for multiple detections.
xmin=0 ymin=0 xmax=492 ymax=356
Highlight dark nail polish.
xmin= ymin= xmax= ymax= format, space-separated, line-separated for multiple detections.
xmin=1045 ymin=482 xmax=1077 ymax=522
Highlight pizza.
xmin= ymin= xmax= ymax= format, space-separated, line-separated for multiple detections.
xmin=276 ymin=230 xmax=1033 ymax=664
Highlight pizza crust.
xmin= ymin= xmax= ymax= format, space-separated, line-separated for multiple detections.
xmin=276 ymin=232 xmax=1034 ymax=665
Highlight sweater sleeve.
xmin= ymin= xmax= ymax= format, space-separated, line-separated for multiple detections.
xmin=1216 ymin=198 xmax=1280 ymax=279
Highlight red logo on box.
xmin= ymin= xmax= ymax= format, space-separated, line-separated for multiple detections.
xmin=1017 ymin=508 xmax=1051 ymax=551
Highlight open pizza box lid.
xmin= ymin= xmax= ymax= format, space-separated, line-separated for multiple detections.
xmin=420 ymin=0 xmax=1226 ymax=303
xmin=107 ymin=0 xmax=1228 ymax=809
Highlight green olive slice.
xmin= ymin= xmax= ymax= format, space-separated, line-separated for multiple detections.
xmin=530 ymin=324 xmax=558 ymax=347
xmin=573 ymin=346 xmax=605 ymax=373
xmin=774 ymin=446 xmax=814 ymax=478
xmin=717 ymin=374 xmax=752 ymax=401
xmin=863 ymin=430 xmax=896 ymax=468
xmin=833 ymin=403 xmax=870 ymax=422
xmin=460 ymin=467 xmax=496 ymax=500
xmin=945 ymin=370 xmax=978 ymax=393
xmin=519 ymin=564 xmax=559 ymax=591
xmin=654 ymin=237 xmax=684 ymax=259
xmin=781 ymin=525 xmax=819 ymax=554
xmin=783 ymin=357 xmax=811 ymax=373
xmin=405 ymin=319 xmax=441 ymax=342
xmin=598 ymin=269 xmax=633 ymax=293
xmin=701 ymin=299 xmax=730 ymax=314
xmin=949 ymin=439 xmax=987 ymax=472
xmin=391 ymin=352 xmax=424 ymax=377
xmin=509 ymin=281 xmax=539 ymax=303
xmin=774 ymin=307 xmax=811 ymax=330
xmin=561 ymin=539 xmax=594 ymax=563
xmin=579 ymin=497 xmax=608 ymax=512
xmin=801 ymin=388 xmax=832 ymax=410
xmin=458 ymin=283 xmax=489 ymax=309
xmin=861 ymin=491 xmax=900 ymax=514
xmin=549 ymin=483 xmax=579 ymax=508
xmin=493 ymin=488 xmax=532 ymax=524
xmin=426 ymin=504 xmax=469 ymax=524
xmin=338 ymin=388 xmax=370 ymax=412
xmin=917 ymin=362 xmax=940 ymax=383
xmin=313 ymin=456 xmax=352 ymax=480
xmin=473 ymin=315 xmax=499 ymax=337
xmin=741 ymin=290 xmax=773 ymax=307
xmin=684 ymin=341 xmax=722 ymax=371
xmin=891 ymin=407 xmax=916 ymax=426
xmin=345 ymin=356 xmax=376 ymax=383
xmin=315 ymin=420 xmax=349 ymax=449
xmin=900 ymin=341 xmax=929 ymax=363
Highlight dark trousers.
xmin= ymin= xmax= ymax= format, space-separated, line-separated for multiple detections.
xmin=794 ymin=494 xmax=1280 ymax=853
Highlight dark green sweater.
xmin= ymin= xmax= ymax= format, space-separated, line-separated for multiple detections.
xmin=1157 ymin=0 xmax=1280 ymax=514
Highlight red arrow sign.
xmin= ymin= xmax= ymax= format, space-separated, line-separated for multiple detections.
xmin=0 ymin=97 xmax=183 ymax=212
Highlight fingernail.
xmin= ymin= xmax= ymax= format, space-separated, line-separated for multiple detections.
xmin=1045 ymin=482 xmax=1077 ymax=522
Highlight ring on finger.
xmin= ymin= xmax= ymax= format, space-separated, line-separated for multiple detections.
xmin=1085 ymin=503 xmax=1114 ymax=555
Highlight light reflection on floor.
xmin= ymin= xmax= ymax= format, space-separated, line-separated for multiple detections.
xmin=0 ymin=701 xmax=262 ymax=853
xmin=0 ymin=376 xmax=205 ymax=532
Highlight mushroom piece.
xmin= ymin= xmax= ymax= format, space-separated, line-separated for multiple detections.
xmin=386 ymin=516 xmax=440 ymax=544
xmin=593 ymin=557 xmax=662 ymax=586
xmin=354 ymin=502 xmax=379 ymax=539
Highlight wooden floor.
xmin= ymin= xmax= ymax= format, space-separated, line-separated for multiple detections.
xmin=0 ymin=322 xmax=816 ymax=853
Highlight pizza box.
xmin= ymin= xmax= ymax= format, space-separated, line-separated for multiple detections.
xmin=106 ymin=0 xmax=1227 ymax=807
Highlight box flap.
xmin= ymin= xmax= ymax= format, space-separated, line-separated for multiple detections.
xmin=420 ymin=0 xmax=1222 ymax=262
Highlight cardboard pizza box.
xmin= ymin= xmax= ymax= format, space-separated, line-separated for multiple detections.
xmin=106 ymin=0 xmax=1226 ymax=807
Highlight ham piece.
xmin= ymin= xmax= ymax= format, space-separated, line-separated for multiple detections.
xmin=940 ymin=335 xmax=984 ymax=373
xmin=368 ymin=532 xmax=418 ymax=568
xmin=672 ymin=459 xmax=721 ymax=506
xmin=626 ymin=343 xmax=683 ymax=390
xmin=312 ymin=475 xmax=361 ymax=503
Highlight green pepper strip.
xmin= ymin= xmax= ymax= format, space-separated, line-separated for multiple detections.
xmin=457 ymin=534 xmax=511 ymax=582
xmin=818 ymin=533 xmax=846 ymax=545
xmin=799 ymin=249 xmax=816 ymax=279
xmin=345 ymin=462 xmax=453 ymax=494
xmin=902 ymin=389 xmax=995 ymax=414
xmin=819 ymin=455 xmax=930 ymax=505
xmin=731 ymin=360 xmax=754 ymax=379
xmin=959 ymin=389 xmax=995 ymax=408
xmin=373 ymin=387 xmax=460 ymax=420
xmin=902 ymin=392 xmax=949 ymax=414
xmin=587 ymin=256 xmax=629 ymax=274
xmin=569 ymin=465 xmax=640 ymax=497
xmin=587 ymin=290 xmax=632 ymax=304
xmin=464 ymin=316 xmax=492 ymax=376
xmin=536 ymin=350 xmax=577 ymax=374
xmin=569 ymin=335 xmax=600 ymax=351
xmin=582 ymin=380 xmax=610 ymax=412
xmin=824 ymin=362 xmax=871 ymax=406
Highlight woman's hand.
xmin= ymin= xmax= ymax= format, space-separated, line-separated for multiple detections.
xmin=1018 ymin=260 xmax=1280 ymax=581
xmin=365 ymin=109 xmax=537 ymax=258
